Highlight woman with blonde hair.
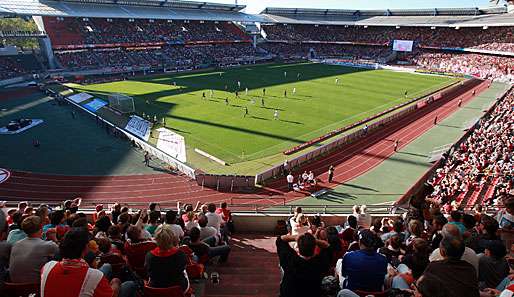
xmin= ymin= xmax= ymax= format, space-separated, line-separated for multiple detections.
xmin=145 ymin=225 xmax=189 ymax=292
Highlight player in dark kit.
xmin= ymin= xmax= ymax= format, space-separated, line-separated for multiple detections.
xmin=243 ymin=107 xmax=248 ymax=117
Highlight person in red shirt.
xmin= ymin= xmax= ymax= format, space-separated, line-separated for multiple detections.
xmin=216 ymin=202 xmax=234 ymax=233
xmin=40 ymin=228 xmax=136 ymax=297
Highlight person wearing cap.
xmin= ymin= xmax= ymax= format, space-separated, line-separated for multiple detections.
xmin=276 ymin=232 xmax=331 ymax=297
xmin=338 ymin=229 xmax=387 ymax=293
xmin=9 ymin=215 xmax=58 ymax=283
xmin=479 ymin=240 xmax=509 ymax=289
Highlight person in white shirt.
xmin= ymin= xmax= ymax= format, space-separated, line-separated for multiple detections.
xmin=287 ymin=173 xmax=294 ymax=191
xmin=198 ymin=214 xmax=219 ymax=246
xmin=163 ymin=210 xmax=184 ymax=240
xmin=205 ymin=203 xmax=223 ymax=233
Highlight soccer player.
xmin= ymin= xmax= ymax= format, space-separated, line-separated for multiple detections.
xmin=261 ymin=97 xmax=265 ymax=107
xmin=202 ymin=92 xmax=206 ymax=100
xmin=225 ymin=97 xmax=229 ymax=105
xmin=404 ymin=90 xmax=408 ymax=97
xmin=244 ymin=107 xmax=248 ymax=118
xmin=297 ymin=73 xmax=301 ymax=80
xmin=335 ymin=78 xmax=339 ymax=85
xmin=292 ymin=87 xmax=296 ymax=95
xmin=394 ymin=139 xmax=399 ymax=152
xmin=210 ymin=89 xmax=213 ymax=98
xmin=251 ymin=98 xmax=255 ymax=105
xmin=284 ymin=90 xmax=287 ymax=97
xmin=262 ymin=88 xmax=266 ymax=96
xmin=284 ymin=71 xmax=287 ymax=78
xmin=173 ymin=81 xmax=177 ymax=86
xmin=237 ymin=81 xmax=241 ymax=89
xmin=274 ymin=109 xmax=279 ymax=120
xmin=224 ymin=85 xmax=228 ymax=91
xmin=235 ymin=90 xmax=239 ymax=98
xmin=245 ymin=87 xmax=248 ymax=96
xmin=458 ymin=99 xmax=462 ymax=107
xmin=434 ymin=116 xmax=438 ymax=125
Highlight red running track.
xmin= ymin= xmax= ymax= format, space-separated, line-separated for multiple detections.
xmin=0 ymin=80 xmax=489 ymax=207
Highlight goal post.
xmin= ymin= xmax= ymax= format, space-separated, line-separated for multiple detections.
xmin=108 ymin=93 xmax=135 ymax=114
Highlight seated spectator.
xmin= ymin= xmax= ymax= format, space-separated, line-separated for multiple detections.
xmin=378 ymin=235 xmax=404 ymax=267
xmin=479 ymin=240 xmax=509 ymax=289
xmin=339 ymin=215 xmax=357 ymax=243
xmin=276 ymin=232 xmax=331 ymax=297
xmin=164 ymin=210 xmax=184 ymax=240
xmin=97 ymin=237 xmax=126 ymax=276
xmin=145 ymin=225 xmax=189 ymax=293
xmin=43 ymin=210 xmax=69 ymax=240
xmin=41 ymin=228 xmax=136 ymax=297
xmin=216 ymin=202 xmax=234 ymax=233
xmin=205 ymin=203 xmax=223 ymax=233
xmin=6 ymin=211 xmax=26 ymax=244
xmin=9 ymin=215 xmax=58 ymax=283
xmin=429 ymin=224 xmax=479 ymax=274
xmin=448 ymin=211 xmax=467 ymax=234
xmin=94 ymin=215 xmax=112 ymax=239
xmin=338 ymin=229 xmax=387 ymax=292
xmin=0 ymin=211 xmax=11 ymax=290
xmin=184 ymin=211 xmax=199 ymax=232
xmin=197 ymin=214 xmax=218 ymax=246
xmin=145 ymin=211 xmax=161 ymax=236
xmin=124 ymin=225 xmax=156 ymax=276
xmin=423 ymin=236 xmax=480 ymax=297
xmin=411 ymin=273 xmax=453 ymax=297
xmin=389 ymin=238 xmax=430 ymax=290
xmin=188 ymin=227 xmax=230 ymax=264
xmin=468 ymin=215 xmax=502 ymax=254
xmin=107 ymin=225 xmax=124 ymax=253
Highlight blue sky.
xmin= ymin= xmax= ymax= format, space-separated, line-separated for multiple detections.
xmin=191 ymin=0 xmax=501 ymax=13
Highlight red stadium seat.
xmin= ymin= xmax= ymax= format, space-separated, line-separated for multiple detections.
xmin=143 ymin=285 xmax=185 ymax=297
xmin=3 ymin=282 xmax=40 ymax=297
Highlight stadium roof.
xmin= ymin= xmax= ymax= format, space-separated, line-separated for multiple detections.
xmin=0 ymin=0 xmax=264 ymax=22
xmin=260 ymin=6 xmax=514 ymax=27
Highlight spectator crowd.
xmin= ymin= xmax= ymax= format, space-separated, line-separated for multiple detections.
xmin=426 ymin=87 xmax=513 ymax=209
xmin=0 ymin=199 xmax=234 ymax=297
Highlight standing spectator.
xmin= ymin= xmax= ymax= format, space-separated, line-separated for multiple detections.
xmin=145 ymin=225 xmax=189 ymax=293
xmin=287 ymin=172 xmax=294 ymax=191
xmin=276 ymin=232 xmax=331 ymax=297
xmin=339 ymin=229 xmax=387 ymax=292
xmin=328 ymin=165 xmax=335 ymax=183
xmin=41 ymin=228 xmax=136 ymax=297
xmin=0 ymin=210 xmax=11 ymax=290
xmin=9 ymin=215 xmax=59 ymax=283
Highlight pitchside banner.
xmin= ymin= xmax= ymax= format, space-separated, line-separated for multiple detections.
xmin=156 ymin=127 xmax=187 ymax=163
xmin=393 ymin=40 xmax=414 ymax=52
xmin=125 ymin=115 xmax=152 ymax=141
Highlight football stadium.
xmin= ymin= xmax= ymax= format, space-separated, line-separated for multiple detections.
xmin=0 ymin=0 xmax=513 ymax=296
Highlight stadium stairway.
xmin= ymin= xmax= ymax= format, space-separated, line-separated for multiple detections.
xmin=203 ymin=234 xmax=280 ymax=297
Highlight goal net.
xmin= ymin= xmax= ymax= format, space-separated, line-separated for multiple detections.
xmin=108 ymin=93 xmax=135 ymax=114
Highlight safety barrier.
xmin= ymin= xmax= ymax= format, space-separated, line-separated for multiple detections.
xmin=195 ymin=173 xmax=255 ymax=192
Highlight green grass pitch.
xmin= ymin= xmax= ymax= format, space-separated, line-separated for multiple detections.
xmin=72 ymin=62 xmax=456 ymax=173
